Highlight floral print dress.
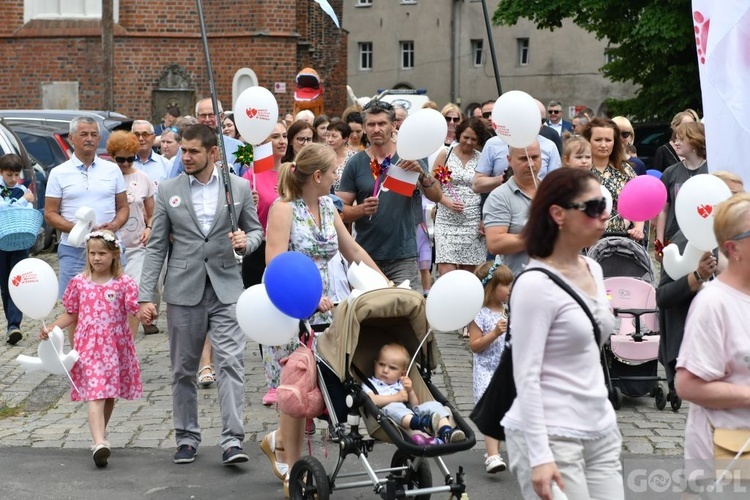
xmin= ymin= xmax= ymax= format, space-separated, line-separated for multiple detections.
xmin=63 ymin=274 xmax=143 ymax=402
xmin=472 ymin=306 xmax=507 ymax=404
xmin=262 ymin=196 xmax=343 ymax=388
xmin=590 ymin=163 xmax=636 ymax=233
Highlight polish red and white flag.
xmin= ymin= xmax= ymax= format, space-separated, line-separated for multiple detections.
xmin=252 ymin=142 xmax=274 ymax=173
xmin=382 ymin=165 xmax=420 ymax=197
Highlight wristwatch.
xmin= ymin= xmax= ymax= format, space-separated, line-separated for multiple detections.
xmin=693 ymin=270 xmax=705 ymax=283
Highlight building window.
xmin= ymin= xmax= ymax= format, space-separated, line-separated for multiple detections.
xmin=400 ymin=41 xmax=415 ymax=70
xmin=24 ymin=0 xmax=120 ymax=22
xmin=517 ymin=38 xmax=530 ymax=66
xmin=355 ymin=0 xmax=373 ymax=6
xmin=471 ymin=39 xmax=484 ymax=67
xmin=359 ymin=42 xmax=373 ymax=71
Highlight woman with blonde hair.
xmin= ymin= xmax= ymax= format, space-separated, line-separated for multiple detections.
xmin=611 ymin=116 xmax=646 ymax=175
xmin=441 ymin=103 xmax=463 ymax=146
xmin=261 ymin=143 xmax=385 ymax=491
xmin=676 ymin=193 xmax=750 ymax=481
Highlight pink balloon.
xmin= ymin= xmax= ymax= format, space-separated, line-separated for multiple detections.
xmin=617 ymin=175 xmax=667 ymax=222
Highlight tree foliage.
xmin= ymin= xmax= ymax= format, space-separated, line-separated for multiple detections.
xmin=493 ymin=0 xmax=701 ymax=121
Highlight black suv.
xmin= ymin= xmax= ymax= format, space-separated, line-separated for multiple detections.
xmin=632 ymin=122 xmax=671 ymax=170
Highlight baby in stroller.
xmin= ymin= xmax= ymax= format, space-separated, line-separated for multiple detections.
xmin=365 ymin=343 xmax=466 ymax=444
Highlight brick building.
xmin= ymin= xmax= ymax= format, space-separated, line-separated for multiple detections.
xmin=0 ymin=0 xmax=347 ymax=121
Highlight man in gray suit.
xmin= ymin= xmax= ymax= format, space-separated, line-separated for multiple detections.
xmin=138 ymin=124 xmax=262 ymax=465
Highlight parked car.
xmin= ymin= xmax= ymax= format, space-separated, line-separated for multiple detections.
xmin=0 ymin=110 xmax=133 ymax=162
xmin=8 ymin=122 xmax=72 ymax=174
xmin=632 ymin=122 xmax=671 ymax=170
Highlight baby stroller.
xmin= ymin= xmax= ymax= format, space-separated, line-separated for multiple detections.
xmin=587 ymin=234 xmax=667 ymax=410
xmin=297 ymin=288 xmax=475 ymax=500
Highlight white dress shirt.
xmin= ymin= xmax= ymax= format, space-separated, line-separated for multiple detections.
xmin=189 ymin=166 xmax=221 ymax=234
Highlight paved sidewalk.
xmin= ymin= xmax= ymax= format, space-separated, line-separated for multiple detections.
xmin=0 ymin=254 xmax=686 ymax=457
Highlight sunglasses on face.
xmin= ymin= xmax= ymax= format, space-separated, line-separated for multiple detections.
xmin=548 ymin=109 xmax=561 ymax=114
xmin=132 ymin=132 xmax=153 ymax=139
xmin=482 ymin=111 xmax=492 ymax=119
xmin=295 ymin=136 xmax=313 ymax=144
xmin=363 ymin=100 xmax=393 ymax=112
xmin=115 ymin=156 xmax=137 ymax=164
xmin=562 ymin=197 xmax=608 ymax=218
xmin=621 ymin=131 xmax=632 ymax=138
xmin=445 ymin=116 xmax=460 ymax=123
xmin=731 ymin=230 xmax=750 ymax=242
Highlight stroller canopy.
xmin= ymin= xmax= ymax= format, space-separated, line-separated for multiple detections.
xmin=587 ymin=235 xmax=656 ymax=286
xmin=316 ymin=288 xmax=437 ymax=382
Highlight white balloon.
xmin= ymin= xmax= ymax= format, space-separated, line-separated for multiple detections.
xmin=674 ymin=174 xmax=732 ymax=251
xmin=16 ymin=326 xmax=79 ymax=375
xmin=491 ymin=90 xmax=540 ymax=149
xmin=397 ymin=108 xmax=448 ymax=160
xmin=662 ymin=242 xmax=704 ymax=281
xmin=426 ymin=270 xmax=484 ymax=331
xmin=233 ymin=87 xmax=280 ymax=145
xmin=236 ymin=285 xmax=299 ymax=346
xmin=8 ymin=258 xmax=58 ymax=320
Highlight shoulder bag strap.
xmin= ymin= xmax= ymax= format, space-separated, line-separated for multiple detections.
xmin=510 ymin=267 xmax=602 ymax=345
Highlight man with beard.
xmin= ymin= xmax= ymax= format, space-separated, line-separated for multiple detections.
xmin=138 ymin=124 xmax=262 ymax=466
xmin=336 ymin=100 xmax=442 ymax=289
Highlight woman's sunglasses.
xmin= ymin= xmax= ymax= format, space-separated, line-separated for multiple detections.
xmin=562 ymin=197 xmax=608 ymax=218
xmin=115 ymin=156 xmax=137 ymax=164
xmin=445 ymin=116 xmax=460 ymax=123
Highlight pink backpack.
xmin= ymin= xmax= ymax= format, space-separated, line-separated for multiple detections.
xmin=277 ymin=335 xmax=324 ymax=419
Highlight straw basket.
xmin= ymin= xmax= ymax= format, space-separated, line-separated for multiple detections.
xmin=0 ymin=207 xmax=43 ymax=252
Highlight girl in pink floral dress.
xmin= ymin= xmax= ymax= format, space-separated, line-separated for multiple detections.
xmin=40 ymin=230 xmax=142 ymax=468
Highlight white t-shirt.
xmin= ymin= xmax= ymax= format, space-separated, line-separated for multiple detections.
xmin=677 ymin=279 xmax=750 ymax=461
xmin=501 ymin=258 xmax=616 ymax=468
xmin=364 ymin=376 xmax=403 ymax=396
xmin=46 ymin=154 xmax=126 ymax=246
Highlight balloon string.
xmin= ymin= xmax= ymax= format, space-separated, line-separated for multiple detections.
xmin=524 ymin=147 xmax=539 ymax=189
xmin=407 ymin=329 xmax=433 ymax=376
xmin=43 ymin=320 xmax=82 ymax=397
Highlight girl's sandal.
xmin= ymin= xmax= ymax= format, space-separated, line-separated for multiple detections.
xmin=198 ymin=365 xmax=215 ymax=387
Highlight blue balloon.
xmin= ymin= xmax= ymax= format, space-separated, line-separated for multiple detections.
xmin=264 ymin=252 xmax=323 ymax=319
xmin=646 ymin=169 xmax=662 ymax=179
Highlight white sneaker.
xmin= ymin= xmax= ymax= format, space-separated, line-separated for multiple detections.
xmin=485 ymin=454 xmax=506 ymax=473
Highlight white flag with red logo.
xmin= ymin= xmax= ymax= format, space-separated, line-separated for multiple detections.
xmin=382 ymin=165 xmax=420 ymax=197
xmin=691 ymin=0 xmax=750 ymax=187
xmin=252 ymin=142 xmax=274 ymax=173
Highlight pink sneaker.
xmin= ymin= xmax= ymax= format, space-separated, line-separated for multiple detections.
xmin=262 ymin=387 xmax=277 ymax=406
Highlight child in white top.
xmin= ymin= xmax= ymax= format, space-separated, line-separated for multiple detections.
xmin=365 ymin=343 xmax=466 ymax=444
xmin=468 ymin=259 xmax=513 ymax=473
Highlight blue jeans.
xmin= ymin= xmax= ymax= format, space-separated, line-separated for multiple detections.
xmin=0 ymin=249 xmax=28 ymax=332
xmin=57 ymin=243 xmax=86 ymax=299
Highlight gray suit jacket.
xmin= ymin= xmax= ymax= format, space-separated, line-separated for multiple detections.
xmin=138 ymin=170 xmax=262 ymax=306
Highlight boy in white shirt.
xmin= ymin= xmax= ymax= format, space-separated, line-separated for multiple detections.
xmin=365 ymin=343 xmax=465 ymax=444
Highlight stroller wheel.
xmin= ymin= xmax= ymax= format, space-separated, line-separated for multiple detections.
xmin=668 ymin=388 xmax=682 ymax=412
xmin=289 ymin=455 xmax=330 ymax=500
xmin=654 ymin=386 xmax=667 ymax=411
xmin=390 ymin=450 xmax=433 ymax=500
xmin=608 ymin=387 xmax=622 ymax=410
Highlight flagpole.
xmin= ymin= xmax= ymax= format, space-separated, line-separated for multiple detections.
xmin=480 ymin=0 xmax=503 ymax=96
xmin=195 ymin=0 xmax=238 ymax=232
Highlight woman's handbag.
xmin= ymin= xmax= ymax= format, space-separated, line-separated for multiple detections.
xmin=713 ymin=427 xmax=750 ymax=479
xmin=469 ymin=267 xmax=602 ymax=441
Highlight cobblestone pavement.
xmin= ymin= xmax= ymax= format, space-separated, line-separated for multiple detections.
xmin=0 ymin=254 xmax=686 ymax=457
